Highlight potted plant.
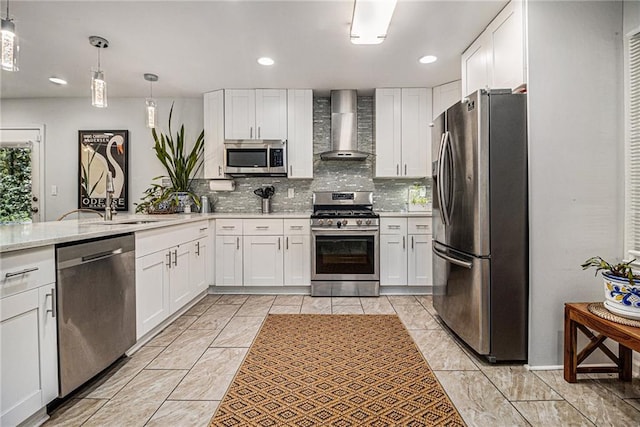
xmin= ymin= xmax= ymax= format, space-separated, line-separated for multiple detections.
xmin=136 ymin=104 xmax=204 ymax=213
xmin=582 ymin=256 xmax=640 ymax=319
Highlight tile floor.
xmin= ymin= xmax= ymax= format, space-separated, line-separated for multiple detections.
xmin=44 ymin=294 xmax=640 ymax=426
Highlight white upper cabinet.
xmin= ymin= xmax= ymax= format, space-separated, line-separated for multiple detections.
xmin=224 ymin=89 xmax=287 ymax=140
xmin=461 ymin=0 xmax=525 ymax=97
xmin=432 ymin=80 xmax=462 ymax=120
xmin=287 ymin=89 xmax=314 ymax=179
xmin=203 ymin=90 xmax=225 ymax=178
xmin=375 ymin=88 xmax=432 ymax=178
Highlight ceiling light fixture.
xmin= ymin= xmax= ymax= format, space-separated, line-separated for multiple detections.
xmin=418 ymin=55 xmax=438 ymax=64
xmin=257 ymin=57 xmax=274 ymax=66
xmin=89 ymin=35 xmax=109 ymax=108
xmin=1 ymin=0 xmax=18 ymax=71
xmin=144 ymin=73 xmax=158 ymax=129
xmin=49 ymin=77 xmax=68 ymax=85
xmin=350 ymin=0 xmax=397 ymax=45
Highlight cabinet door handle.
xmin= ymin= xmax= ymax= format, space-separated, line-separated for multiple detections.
xmin=250 ymin=127 xmax=253 ymax=139
xmin=290 ymin=225 xmax=303 ymax=230
xmin=256 ymin=226 xmax=269 ymax=229
xmin=46 ymin=290 xmax=56 ymax=318
xmin=411 ymin=236 xmax=414 ymax=250
xmin=289 ymin=165 xmax=292 ymax=176
xmin=403 ymin=236 xmax=406 ymax=250
xmin=388 ymin=225 xmax=401 ymax=229
xmin=286 ymin=236 xmax=289 ymax=250
xmin=200 ymin=227 xmax=208 ymax=232
xmin=258 ymin=126 xmax=261 ymax=139
xmin=166 ymin=252 xmax=172 ymax=268
xmin=196 ymin=241 xmax=200 ymax=256
xmin=4 ymin=266 xmax=39 ymax=278
xmin=173 ymin=249 xmax=178 ymax=266
xmin=222 ymin=226 xmax=235 ymax=229
xmin=396 ymin=164 xmax=399 ymax=176
xmin=237 ymin=237 xmax=240 ymax=250
xmin=405 ymin=164 xmax=407 ymax=175
xmin=218 ymin=165 xmax=222 ymax=176
xmin=278 ymin=237 xmax=281 ymax=250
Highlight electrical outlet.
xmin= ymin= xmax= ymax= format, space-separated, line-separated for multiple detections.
xmin=288 ymin=188 xmax=295 ymax=198
xmin=51 ymin=185 xmax=58 ymax=196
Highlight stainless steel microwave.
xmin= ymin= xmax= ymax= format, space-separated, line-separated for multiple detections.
xmin=224 ymin=140 xmax=287 ymax=176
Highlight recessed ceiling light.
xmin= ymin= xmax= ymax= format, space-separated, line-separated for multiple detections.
xmin=257 ymin=57 xmax=274 ymax=66
xmin=418 ymin=55 xmax=438 ymax=64
xmin=49 ymin=77 xmax=68 ymax=85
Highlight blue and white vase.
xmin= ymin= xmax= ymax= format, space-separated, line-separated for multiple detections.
xmin=602 ymin=272 xmax=640 ymax=320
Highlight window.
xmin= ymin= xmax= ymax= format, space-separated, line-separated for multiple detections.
xmin=627 ymin=32 xmax=640 ymax=259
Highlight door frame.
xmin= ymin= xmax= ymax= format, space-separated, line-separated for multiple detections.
xmin=0 ymin=125 xmax=46 ymax=222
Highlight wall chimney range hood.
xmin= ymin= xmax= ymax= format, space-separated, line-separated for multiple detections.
xmin=320 ymin=90 xmax=368 ymax=160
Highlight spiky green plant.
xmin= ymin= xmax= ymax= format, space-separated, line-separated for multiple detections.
xmin=147 ymin=103 xmax=204 ymax=210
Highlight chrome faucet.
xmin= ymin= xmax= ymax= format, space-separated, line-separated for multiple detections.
xmin=105 ymin=171 xmax=114 ymax=221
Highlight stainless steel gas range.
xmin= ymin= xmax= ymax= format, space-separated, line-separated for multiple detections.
xmin=311 ymin=191 xmax=380 ymax=297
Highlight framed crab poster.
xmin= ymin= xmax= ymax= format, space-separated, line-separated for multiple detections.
xmin=78 ymin=130 xmax=129 ymax=211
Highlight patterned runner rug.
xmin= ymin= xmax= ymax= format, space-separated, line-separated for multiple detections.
xmin=209 ymin=314 xmax=465 ymax=426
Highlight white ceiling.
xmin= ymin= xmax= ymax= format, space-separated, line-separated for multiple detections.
xmin=1 ymin=0 xmax=507 ymax=99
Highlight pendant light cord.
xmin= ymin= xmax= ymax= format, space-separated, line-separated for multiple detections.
xmin=6 ymin=0 xmax=9 ymax=20
xmin=149 ymin=80 xmax=153 ymax=98
xmin=97 ymin=47 xmax=101 ymax=71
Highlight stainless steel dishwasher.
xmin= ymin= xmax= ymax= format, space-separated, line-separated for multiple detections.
xmin=56 ymin=234 xmax=136 ymax=397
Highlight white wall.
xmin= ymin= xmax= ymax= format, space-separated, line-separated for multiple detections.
xmin=624 ymin=0 xmax=640 ymax=34
xmin=527 ymin=1 xmax=624 ymax=367
xmin=0 ymin=98 xmax=203 ymax=221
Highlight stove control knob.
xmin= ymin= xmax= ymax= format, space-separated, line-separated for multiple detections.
xmin=318 ymin=219 xmax=324 ymax=226
xmin=365 ymin=219 xmax=372 ymax=225
xmin=327 ymin=219 xmax=333 ymax=226
xmin=342 ymin=219 xmax=348 ymax=225
xmin=356 ymin=219 xmax=363 ymax=226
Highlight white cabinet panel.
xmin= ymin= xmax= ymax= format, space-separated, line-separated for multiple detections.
xmin=169 ymin=244 xmax=191 ymax=314
xmin=380 ymin=234 xmax=408 ymax=286
xmin=408 ymin=234 xmax=432 ymax=286
xmin=243 ymin=236 xmax=284 ymax=286
xmin=256 ymin=89 xmax=288 ymax=140
xmin=204 ymin=90 xmax=225 ymax=178
xmin=284 ymin=234 xmax=310 ymax=286
xmin=38 ymin=284 xmax=58 ymax=405
xmin=375 ymin=88 xmax=431 ymax=178
xmin=216 ymin=235 xmax=243 ymax=286
xmin=287 ymin=89 xmax=313 ymax=178
xmin=462 ymin=37 xmax=490 ymax=97
xmin=432 ymin=80 xmax=462 ymax=120
xmin=375 ymin=88 xmax=402 ymax=177
xmin=224 ymin=89 xmax=256 ymax=140
xmin=136 ymin=250 xmax=170 ymax=338
xmin=191 ymin=238 xmax=208 ymax=295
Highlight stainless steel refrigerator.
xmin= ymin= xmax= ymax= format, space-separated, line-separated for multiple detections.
xmin=432 ymin=89 xmax=528 ymax=362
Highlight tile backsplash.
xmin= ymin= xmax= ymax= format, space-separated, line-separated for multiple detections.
xmin=192 ymin=96 xmax=431 ymax=213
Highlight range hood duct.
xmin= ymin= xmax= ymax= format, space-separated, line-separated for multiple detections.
xmin=320 ymin=90 xmax=368 ymax=160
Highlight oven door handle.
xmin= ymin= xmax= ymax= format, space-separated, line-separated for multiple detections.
xmin=311 ymin=228 xmax=379 ymax=234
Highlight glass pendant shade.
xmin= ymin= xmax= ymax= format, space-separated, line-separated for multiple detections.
xmin=91 ymin=69 xmax=107 ymax=108
xmin=1 ymin=18 xmax=18 ymax=71
xmin=145 ymin=98 xmax=157 ymax=129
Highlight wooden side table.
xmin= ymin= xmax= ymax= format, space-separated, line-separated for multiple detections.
xmin=564 ymin=302 xmax=640 ymax=383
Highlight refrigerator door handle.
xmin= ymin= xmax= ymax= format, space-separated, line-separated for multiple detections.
xmin=432 ymin=244 xmax=473 ymax=269
xmin=436 ymin=132 xmax=448 ymax=227
xmin=439 ymin=131 xmax=452 ymax=226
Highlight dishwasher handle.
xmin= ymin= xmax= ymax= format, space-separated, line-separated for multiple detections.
xmin=81 ymin=248 xmax=123 ymax=264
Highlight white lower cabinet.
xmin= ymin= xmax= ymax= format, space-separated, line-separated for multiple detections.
xmin=244 ymin=235 xmax=284 ymax=286
xmin=0 ymin=246 xmax=57 ymax=427
xmin=284 ymin=234 xmax=311 ymax=286
xmin=380 ymin=217 xmax=432 ymax=287
xmin=191 ymin=237 xmax=208 ymax=295
xmin=215 ymin=235 xmax=243 ymax=286
xmin=135 ymin=221 xmax=210 ymax=339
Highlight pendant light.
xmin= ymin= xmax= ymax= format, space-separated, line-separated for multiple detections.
xmin=144 ymin=73 xmax=158 ymax=128
xmin=1 ymin=0 xmax=18 ymax=71
xmin=89 ymin=36 xmax=109 ymax=108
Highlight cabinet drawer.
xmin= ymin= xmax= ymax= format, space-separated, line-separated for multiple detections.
xmin=216 ymin=219 xmax=243 ymax=235
xmin=284 ymin=219 xmax=310 ymax=235
xmin=243 ymin=219 xmax=284 ymax=235
xmin=380 ymin=218 xmax=407 ymax=235
xmin=136 ymin=221 xmax=210 ymax=257
xmin=1 ymin=246 xmax=55 ymax=299
xmin=408 ymin=217 xmax=432 ymax=234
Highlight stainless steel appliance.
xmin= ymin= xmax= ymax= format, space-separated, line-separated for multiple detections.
xmin=320 ymin=90 xmax=369 ymax=160
xmin=311 ymin=191 xmax=379 ymax=296
xmin=432 ymin=89 xmax=528 ymax=362
xmin=56 ymin=234 xmax=136 ymax=397
xmin=224 ymin=140 xmax=287 ymax=176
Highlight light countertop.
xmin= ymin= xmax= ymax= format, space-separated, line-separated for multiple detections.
xmin=1 ymin=210 xmax=429 ymax=253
